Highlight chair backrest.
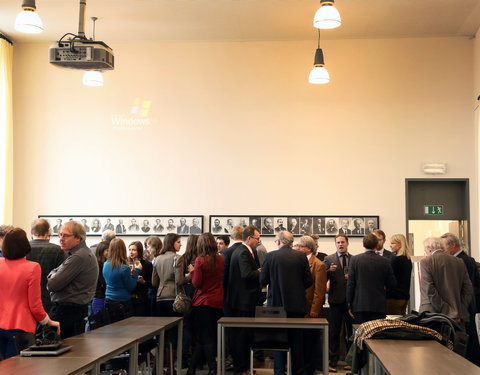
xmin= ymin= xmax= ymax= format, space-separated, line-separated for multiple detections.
xmin=255 ymin=306 xmax=287 ymax=319
xmin=13 ymin=332 xmax=35 ymax=353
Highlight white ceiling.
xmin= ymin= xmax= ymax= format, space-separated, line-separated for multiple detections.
xmin=1 ymin=0 xmax=480 ymax=44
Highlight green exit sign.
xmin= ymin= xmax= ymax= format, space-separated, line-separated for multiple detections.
xmin=424 ymin=205 xmax=444 ymax=215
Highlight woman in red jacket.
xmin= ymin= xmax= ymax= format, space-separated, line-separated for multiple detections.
xmin=0 ymin=228 xmax=60 ymax=359
xmin=187 ymin=233 xmax=224 ymax=375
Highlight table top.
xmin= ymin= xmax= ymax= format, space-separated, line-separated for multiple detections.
xmin=218 ymin=317 xmax=328 ymax=328
xmin=0 ymin=316 xmax=183 ymax=375
xmin=365 ymin=339 xmax=480 ymax=375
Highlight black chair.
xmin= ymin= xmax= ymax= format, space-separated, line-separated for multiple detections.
xmin=250 ymin=306 xmax=291 ymax=375
xmin=13 ymin=332 xmax=36 ymax=354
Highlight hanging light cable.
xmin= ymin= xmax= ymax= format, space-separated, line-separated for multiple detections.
xmin=14 ymin=0 xmax=44 ymax=34
xmin=314 ymin=0 xmax=341 ymax=29
xmin=309 ymin=29 xmax=330 ymax=84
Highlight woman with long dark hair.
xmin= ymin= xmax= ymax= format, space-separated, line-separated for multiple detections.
xmin=128 ymin=241 xmax=153 ymax=316
xmin=92 ymin=241 xmax=110 ymax=314
xmin=188 ymin=233 xmax=224 ymax=375
xmin=103 ymin=238 xmax=142 ymax=322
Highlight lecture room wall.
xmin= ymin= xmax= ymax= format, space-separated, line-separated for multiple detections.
xmin=12 ymin=35 xmax=478 ymax=256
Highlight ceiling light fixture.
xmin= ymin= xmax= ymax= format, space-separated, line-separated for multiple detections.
xmin=309 ymin=30 xmax=330 ymax=84
xmin=314 ymin=0 xmax=341 ymax=29
xmin=15 ymin=0 xmax=44 ymax=34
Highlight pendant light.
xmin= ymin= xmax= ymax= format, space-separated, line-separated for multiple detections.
xmin=314 ymin=0 xmax=341 ymax=29
xmin=309 ymin=30 xmax=330 ymax=84
xmin=15 ymin=0 xmax=44 ymax=34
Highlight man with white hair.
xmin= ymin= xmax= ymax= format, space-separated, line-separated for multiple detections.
xmin=419 ymin=237 xmax=473 ymax=326
xmin=90 ymin=229 xmax=116 ymax=252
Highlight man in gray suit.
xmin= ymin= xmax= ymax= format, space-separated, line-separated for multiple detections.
xmin=419 ymin=237 xmax=473 ymax=327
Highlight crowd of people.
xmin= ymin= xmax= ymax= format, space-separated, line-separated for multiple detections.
xmin=0 ymin=218 xmax=478 ymax=375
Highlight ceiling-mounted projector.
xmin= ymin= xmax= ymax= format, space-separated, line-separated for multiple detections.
xmin=49 ymin=0 xmax=114 ymax=71
xmin=49 ymin=40 xmax=114 ymax=70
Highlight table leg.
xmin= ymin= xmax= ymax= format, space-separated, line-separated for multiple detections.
xmin=130 ymin=342 xmax=139 ymax=375
xmin=159 ymin=331 xmax=165 ymax=375
xmin=323 ymin=325 xmax=329 ymax=375
xmin=177 ymin=320 xmax=183 ymax=375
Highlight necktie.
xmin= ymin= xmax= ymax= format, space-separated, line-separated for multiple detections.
xmin=340 ymin=254 xmax=346 ymax=268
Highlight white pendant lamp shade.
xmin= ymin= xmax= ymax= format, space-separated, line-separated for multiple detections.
xmin=309 ymin=47 xmax=330 ymax=84
xmin=83 ymin=71 xmax=104 ymax=87
xmin=309 ymin=66 xmax=330 ymax=84
xmin=15 ymin=9 xmax=43 ymax=33
xmin=314 ymin=1 xmax=341 ymax=29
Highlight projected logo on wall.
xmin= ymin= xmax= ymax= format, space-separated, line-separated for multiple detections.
xmin=111 ymin=98 xmax=152 ymax=129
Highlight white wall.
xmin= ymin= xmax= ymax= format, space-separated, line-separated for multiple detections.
xmin=12 ymin=36 xmax=477 ymax=255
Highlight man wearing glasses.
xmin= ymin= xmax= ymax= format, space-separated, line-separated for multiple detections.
xmin=225 ymin=225 xmax=263 ymax=375
xmin=47 ymin=221 xmax=98 ymax=339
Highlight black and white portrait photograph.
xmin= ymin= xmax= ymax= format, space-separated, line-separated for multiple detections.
xmin=313 ymin=217 xmax=325 ymax=235
xmin=338 ymin=218 xmax=351 ymax=235
xmin=352 ymin=217 xmax=365 ymax=235
xmin=325 ymin=217 xmax=339 ymax=235
xmin=288 ymin=217 xmax=300 ymax=234
xmin=365 ymin=217 xmax=379 ymax=234
xmin=274 ymin=217 xmax=288 ymax=232
xmin=300 ymin=217 xmax=313 ymax=234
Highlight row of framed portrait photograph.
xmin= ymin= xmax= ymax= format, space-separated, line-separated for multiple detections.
xmin=40 ymin=215 xmax=204 ymax=236
xmin=40 ymin=215 xmax=379 ymax=237
xmin=210 ymin=216 xmax=379 ymax=237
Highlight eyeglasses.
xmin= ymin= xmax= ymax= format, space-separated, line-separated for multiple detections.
xmin=59 ymin=233 xmax=74 ymax=239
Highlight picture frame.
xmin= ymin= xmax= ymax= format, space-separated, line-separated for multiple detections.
xmin=209 ymin=215 xmax=379 ymax=237
xmin=39 ymin=215 xmax=204 ymax=236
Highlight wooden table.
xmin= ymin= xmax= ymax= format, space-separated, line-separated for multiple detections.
xmin=364 ymin=339 xmax=480 ymax=375
xmin=0 ymin=316 xmax=183 ymax=375
xmin=217 ymin=317 xmax=329 ymax=375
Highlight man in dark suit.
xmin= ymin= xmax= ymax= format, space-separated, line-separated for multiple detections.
xmin=260 ymin=231 xmax=313 ymax=375
xmin=52 ymin=219 xmax=62 ymax=234
xmin=129 ymin=218 xmax=140 ymax=231
xmin=288 ymin=218 xmax=300 ymax=234
xmin=338 ymin=219 xmax=351 ymax=235
xmin=325 ymin=219 xmax=338 ymax=235
xmin=225 ymin=225 xmax=262 ymax=375
xmin=177 ymin=218 xmax=189 ymax=234
xmin=351 ymin=218 xmax=364 ymax=235
xmin=372 ymin=229 xmax=394 ymax=258
xmin=365 ymin=219 xmax=376 ymax=234
xmin=347 ymin=233 xmax=396 ymax=324
xmin=262 ymin=217 xmax=274 ymax=235
xmin=274 ymin=218 xmax=286 ymax=232
xmin=324 ymin=234 xmax=353 ymax=372
xmin=115 ymin=219 xmax=126 ymax=234
xmin=313 ymin=218 xmax=325 ymax=235
xmin=212 ymin=219 xmax=223 ymax=234
xmin=189 ymin=218 xmax=201 ymax=234
xmin=103 ymin=218 xmax=114 ymax=231
xmin=27 ymin=218 xmax=66 ymax=315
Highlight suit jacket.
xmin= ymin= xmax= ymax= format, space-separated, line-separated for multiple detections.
xmin=262 ymin=226 xmax=274 ymax=235
xmin=0 ymin=258 xmax=48 ymax=333
xmin=305 ymin=255 xmax=327 ymax=316
xmin=154 ymin=224 xmax=164 ymax=233
xmin=260 ymin=246 xmax=313 ymax=314
xmin=222 ymin=242 xmax=242 ymax=290
xmin=352 ymin=228 xmax=364 ymax=235
xmin=225 ymin=244 xmax=262 ymax=311
xmin=382 ymin=249 xmax=394 ymax=259
xmin=346 ymin=250 xmax=396 ymax=314
xmin=103 ymin=223 xmax=114 ymax=231
xmin=324 ymin=252 xmax=352 ymax=305
xmin=456 ymin=251 xmax=478 ymax=314
xmin=419 ymin=250 xmax=473 ymax=322
xmin=189 ymin=225 xmax=201 ymax=234
xmin=27 ymin=239 xmax=66 ymax=313
xmin=177 ymin=225 xmax=189 ymax=234
xmin=288 ymin=223 xmax=299 ymax=234
xmin=152 ymin=251 xmax=182 ymax=299
xmin=339 ymin=228 xmax=351 ymax=235
xmin=116 ymin=224 xmax=126 ymax=234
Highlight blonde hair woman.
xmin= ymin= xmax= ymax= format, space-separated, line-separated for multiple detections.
xmin=386 ymin=234 xmax=412 ymax=315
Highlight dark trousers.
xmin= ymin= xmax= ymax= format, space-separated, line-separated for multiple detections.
xmin=105 ymin=299 xmax=132 ymax=323
xmin=190 ymin=305 xmax=223 ymax=372
xmin=328 ymin=303 xmax=353 ymax=365
xmin=0 ymin=328 xmax=25 ymax=359
xmin=231 ymin=309 xmax=255 ymax=373
xmin=354 ymin=311 xmax=385 ymax=325
xmin=273 ymin=312 xmax=305 ymax=375
xmin=50 ymin=302 xmax=88 ymax=339
xmin=156 ymin=300 xmax=182 ymax=348
xmin=465 ymin=315 xmax=480 ymax=366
